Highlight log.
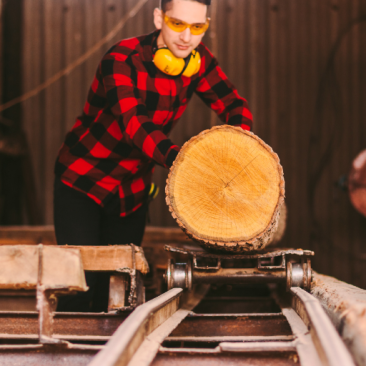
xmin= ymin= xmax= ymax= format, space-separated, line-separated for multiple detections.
xmin=166 ymin=125 xmax=285 ymax=252
xmin=269 ymin=202 xmax=287 ymax=246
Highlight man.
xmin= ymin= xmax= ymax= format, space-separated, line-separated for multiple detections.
xmin=54 ymin=0 xmax=253 ymax=311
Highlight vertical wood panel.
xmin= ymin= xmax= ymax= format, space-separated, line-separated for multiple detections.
xmin=0 ymin=0 xmax=2 ymax=107
xmin=84 ymin=0 xmax=105 ymax=94
xmin=64 ymin=0 xmax=84 ymax=134
xmin=22 ymin=0 xmax=43 ymax=221
xmin=43 ymin=0 xmax=63 ymax=223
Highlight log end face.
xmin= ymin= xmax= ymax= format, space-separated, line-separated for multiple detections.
xmin=166 ymin=126 xmax=285 ymax=253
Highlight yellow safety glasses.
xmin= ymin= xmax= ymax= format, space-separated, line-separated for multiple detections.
xmin=163 ymin=12 xmax=210 ymax=35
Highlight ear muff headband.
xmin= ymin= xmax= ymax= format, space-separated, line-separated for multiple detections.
xmin=153 ymin=48 xmax=201 ymax=77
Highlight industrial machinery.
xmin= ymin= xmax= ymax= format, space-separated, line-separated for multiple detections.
xmin=0 ymin=231 xmax=358 ymax=366
xmin=165 ymin=245 xmax=313 ymax=292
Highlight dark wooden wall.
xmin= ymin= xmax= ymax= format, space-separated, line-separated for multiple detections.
xmin=16 ymin=0 xmax=366 ymax=286
xmin=1 ymin=0 xmax=25 ymax=225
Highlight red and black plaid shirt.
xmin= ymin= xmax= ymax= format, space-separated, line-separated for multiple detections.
xmin=55 ymin=30 xmax=253 ymax=217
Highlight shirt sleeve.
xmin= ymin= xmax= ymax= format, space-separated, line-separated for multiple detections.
xmin=101 ymin=52 xmax=179 ymax=168
xmin=195 ymin=45 xmax=253 ymax=131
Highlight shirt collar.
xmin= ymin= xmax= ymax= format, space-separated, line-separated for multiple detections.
xmin=142 ymin=30 xmax=160 ymax=63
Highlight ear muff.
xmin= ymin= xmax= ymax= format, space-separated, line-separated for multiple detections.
xmin=182 ymin=50 xmax=201 ymax=77
xmin=153 ymin=48 xmax=201 ymax=77
xmin=154 ymin=48 xmax=185 ymax=76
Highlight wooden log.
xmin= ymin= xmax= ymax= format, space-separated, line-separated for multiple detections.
xmin=166 ymin=125 xmax=285 ymax=252
xmin=269 ymin=202 xmax=287 ymax=246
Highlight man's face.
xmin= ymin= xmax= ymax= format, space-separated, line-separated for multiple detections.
xmin=154 ymin=0 xmax=208 ymax=59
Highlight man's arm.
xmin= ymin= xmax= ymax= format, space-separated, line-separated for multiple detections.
xmin=194 ymin=46 xmax=253 ymax=131
xmin=101 ymin=53 xmax=179 ymax=168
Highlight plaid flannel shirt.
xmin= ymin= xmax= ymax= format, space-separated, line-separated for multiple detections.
xmin=55 ymin=30 xmax=253 ymax=217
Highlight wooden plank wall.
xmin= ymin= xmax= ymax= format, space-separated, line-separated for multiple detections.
xmin=0 ymin=0 xmax=2 ymax=104
xmin=21 ymin=0 xmax=366 ymax=287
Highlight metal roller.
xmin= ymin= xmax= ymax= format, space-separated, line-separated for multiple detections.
xmin=166 ymin=250 xmax=313 ymax=292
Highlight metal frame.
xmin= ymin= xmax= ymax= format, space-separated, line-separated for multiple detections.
xmin=166 ymin=246 xmax=313 ymax=291
xmin=87 ymin=284 xmax=356 ymax=366
xmin=88 ymin=288 xmax=183 ymax=366
xmin=291 ymin=287 xmax=355 ymax=366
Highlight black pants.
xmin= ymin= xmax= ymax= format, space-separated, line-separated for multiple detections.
xmin=54 ymin=178 xmax=148 ymax=312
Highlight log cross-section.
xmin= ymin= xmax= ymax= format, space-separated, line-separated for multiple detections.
xmin=166 ymin=125 xmax=285 ymax=252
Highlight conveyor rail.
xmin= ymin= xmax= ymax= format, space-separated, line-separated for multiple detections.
xmin=90 ymin=284 xmax=355 ymax=366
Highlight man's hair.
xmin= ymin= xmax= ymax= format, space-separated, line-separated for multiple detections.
xmin=160 ymin=0 xmax=211 ymax=12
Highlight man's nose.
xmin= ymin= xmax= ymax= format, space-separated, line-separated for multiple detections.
xmin=180 ymin=28 xmax=191 ymax=43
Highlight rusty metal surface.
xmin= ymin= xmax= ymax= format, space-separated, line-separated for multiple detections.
xmin=0 ymin=334 xmax=110 ymax=343
xmin=192 ymin=297 xmax=281 ymax=314
xmin=291 ymin=287 xmax=355 ymax=366
xmin=311 ymin=272 xmax=366 ymax=366
xmin=169 ymin=315 xmax=292 ymax=337
xmin=273 ymin=292 xmax=323 ymax=366
xmin=286 ymin=259 xmax=312 ymax=292
xmin=108 ymin=274 xmax=128 ymax=311
xmin=159 ymin=340 xmax=296 ymax=352
xmin=88 ymin=288 xmax=183 ymax=366
xmin=127 ymin=285 xmax=210 ymax=366
xmin=165 ymin=245 xmax=314 ymax=259
xmin=164 ymin=335 xmax=294 ymax=344
xmin=166 ymin=248 xmax=314 ymax=292
xmin=219 ymin=341 xmax=297 ymax=352
xmin=0 ymin=312 xmax=129 ymax=336
xmin=0 ymin=345 xmax=97 ymax=366
xmin=206 ymin=284 xmax=271 ymax=297
xmin=37 ymin=245 xmax=61 ymax=344
xmin=0 ymin=266 xmax=352 ymax=366
xmin=0 ymin=295 xmax=36 ymax=311
xmin=0 ymin=244 xmax=87 ymax=291
xmin=192 ymin=268 xmax=287 ymax=284
xmin=151 ymin=352 xmax=299 ymax=365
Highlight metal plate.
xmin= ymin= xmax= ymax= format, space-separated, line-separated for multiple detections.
xmin=165 ymin=245 xmax=314 ymax=260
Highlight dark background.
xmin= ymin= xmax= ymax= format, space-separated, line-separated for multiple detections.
xmin=1 ymin=0 xmax=366 ymax=286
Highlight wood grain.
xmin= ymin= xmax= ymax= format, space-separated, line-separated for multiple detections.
xmin=166 ymin=125 xmax=285 ymax=252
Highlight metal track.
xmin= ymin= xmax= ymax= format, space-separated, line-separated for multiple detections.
xmin=90 ymin=284 xmax=355 ymax=366
xmin=0 ymin=283 xmax=356 ymax=365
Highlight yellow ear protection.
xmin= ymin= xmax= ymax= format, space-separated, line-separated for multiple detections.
xmin=153 ymin=47 xmax=201 ymax=77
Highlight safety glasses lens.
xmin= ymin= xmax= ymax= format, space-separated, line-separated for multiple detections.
xmin=167 ymin=19 xmax=187 ymax=32
xmin=164 ymin=14 xmax=210 ymax=35
xmin=190 ymin=23 xmax=209 ymax=35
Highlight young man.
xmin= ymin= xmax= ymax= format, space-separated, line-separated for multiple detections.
xmin=54 ymin=0 xmax=252 ymax=311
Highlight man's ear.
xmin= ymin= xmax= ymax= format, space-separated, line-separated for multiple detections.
xmin=153 ymin=7 xmax=163 ymax=29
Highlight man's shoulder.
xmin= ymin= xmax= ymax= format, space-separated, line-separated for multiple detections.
xmin=196 ymin=42 xmax=217 ymax=73
xmin=197 ymin=42 xmax=214 ymax=57
xmin=106 ymin=32 xmax=155 ymax=60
